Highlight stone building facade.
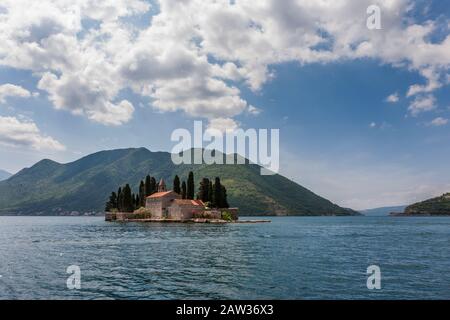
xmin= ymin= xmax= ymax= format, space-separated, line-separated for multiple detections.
xmin=167 ymin=199 xmax=206 ymax=220
xmin=145 ymin=178 xmax=206 ymax=220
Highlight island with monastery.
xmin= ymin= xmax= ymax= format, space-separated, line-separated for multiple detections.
xmin=104 ymin=171 xmax=241 ymax=223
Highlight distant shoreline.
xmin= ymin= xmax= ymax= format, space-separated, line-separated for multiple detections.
xmin=0 ymin=212 xmax=359 ymax=217
xmin=390 ymin=212 xmax=450 ymax=217
xmin=4 ymin=213 xmax=450 ymax=217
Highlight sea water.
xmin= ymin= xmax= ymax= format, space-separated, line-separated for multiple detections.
xmin=1 ymin=216 xmax=449 ymax=299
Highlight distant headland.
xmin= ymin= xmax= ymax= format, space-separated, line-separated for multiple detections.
xmin=390 ymin=193 xmax=450 ymax=216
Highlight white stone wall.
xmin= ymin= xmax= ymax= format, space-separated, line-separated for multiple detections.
xmin=146 ymin=199 xmax=163 ymax=218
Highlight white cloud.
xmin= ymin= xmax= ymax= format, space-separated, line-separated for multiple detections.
xmin=0 ymin=84 xmax=31 ymax=103
xmin=408 ymin=95 xmax=436 ymax=116
xmin=149 ymin=77 xmax=248 ymax=119
xmin=407 ymin=67 xmax=442 ymax=97
xmin=0 ymin=116 xmax=65 ymax=151
xmin=369 ymin=122 xmax=376 ymax=128
xmin=37 ymin=71 xmax=134 ymax=126
xmin=247 ymin=105 xmax=261 ymax=115
xmin=88 ymin=100 xmax=135 ymax=126
xmin=0 ymin=0 xmax=449 ymax=125
xmin=207 ymin=118 xmax=239 ymax=133
xmin=428 ymin=117 xmax=448 ymax=127
xmin=385 ymin=92 xmax=399 ymax=103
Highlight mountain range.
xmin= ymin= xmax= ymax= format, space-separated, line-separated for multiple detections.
xmin=0 ymin=148 xmax=359 ymax=216
xmin=360 ymin=205 xmax=407 ymax=216
xmin=0 ymin=169 xmax=12 ymax=181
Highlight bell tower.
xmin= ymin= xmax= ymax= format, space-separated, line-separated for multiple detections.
xmin=158 ymin=178 xmax=166 ymax=192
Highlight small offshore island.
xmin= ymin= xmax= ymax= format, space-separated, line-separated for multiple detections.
xmin=105 ymin=172 xmax=268 ymax=224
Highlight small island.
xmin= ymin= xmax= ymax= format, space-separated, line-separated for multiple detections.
xmin=105 ymin=172 xmax=255 ymax=223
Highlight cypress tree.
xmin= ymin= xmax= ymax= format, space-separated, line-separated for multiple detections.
xmin=173 ymin=175 xmax=181 ymax=194
xmin=105 ymin=191 xmax=117 ymax=212
xmin=117 ymin=187 xmax=123 ymax=211
xmin=136 ymin=194 xmax=140 ymax=209
xmin=187 ymin=171 xmax=195 ymax=200
xmin=221 ymin=185 xmax=229 ymax=208
xmin=111 ymin=192 xmax=118 ymax=209
xmin=132 ymin=194 xmax=136 ymax=210
xmin=150 ymin=177 xmax=157 ymax=194
xmin=213 ymin=177 xmax=222 ymax=208
xmin=123 ymin=184 xmax=133 ymax=212
xmin=197 ymin=178 xmax=210 ymax=202
xmin=139 ymin=180 xmax=145 ymax=206
xmin=145 ymin=175 xmax=151 ymax=196
xmin=208 ymin=181 xmax=213 ymax=203
xmin=181 ymin=181 xmax=187 ymax=199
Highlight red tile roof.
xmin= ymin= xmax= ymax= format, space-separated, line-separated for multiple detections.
xmin=147 ymin=191 xmax=174 ymax=198
xmin=173 ymin=199 xmax=205 ymax=206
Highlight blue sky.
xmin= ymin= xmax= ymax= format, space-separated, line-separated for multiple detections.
xmin=0 ymin=0 xmax=449 ymax=209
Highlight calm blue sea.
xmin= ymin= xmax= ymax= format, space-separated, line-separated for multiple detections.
xmin=1 ymin=216 xmax=450 ymax=300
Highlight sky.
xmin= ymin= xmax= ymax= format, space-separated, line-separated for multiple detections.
xmin=0 ymin=0 xmax=449 ymax=210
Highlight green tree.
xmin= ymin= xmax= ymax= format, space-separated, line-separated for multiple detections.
xmin=181 ymin=181 xmax=187 ymax=199
xmin=212 ymin=177 xmax=222 ymax=208
xmin=150 ymin=177 xmax=157 ymax=194
xmin=123 ymin=184 xmax=133 ymax=212
xmin=221 ymin=185 xmax=229 ymax=208
xmin=197 ymin=178 xmax=210 ymax=202
xmin=144 ymin=175 xmax=152 ymax=197
xmin=136 ymin=194 xmax=141 ymax=210
xmin=173 ymin=175 xmax=181 ymax=194
xmin=187 ymin=171 xmax=195 ymax=199
xmin=139 ymin=180 xmax=145 ymax=206
xmin=208 ymin=180 xmax=213 ymax=203
xmin=105 ymin=191 xmax=117 ymax=212
xmin=112 ymin=191 xmax=118 ymax=208
xmin=117 ymin=187 xmax=123 ymax=211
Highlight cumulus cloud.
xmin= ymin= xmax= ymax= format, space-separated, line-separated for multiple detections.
xmin=408 ymin=95 xmax=436 ymax=116
xmin=0 ymin=0 xmax=449 ymax=126
xmin=428 ymin=117 xmax=448 ymax=127
xmin=0 ymin=84 xmax=31 ymax=103
xmin=0 ymin=116 xmax=65 ymax=151
xmin=37 ymin=71 xmax=134 ymax=126
xmin=385 ymin=92 xmax=399 ymax=103
xmin=207 ymin=118 xmax=239 ymax=133
xmin=407 ymin=67 xmax=443 ymax=97
xmin=0 ymin=0 xmax=145 ymax=125
xmin=150 ymin=77 xmax=248 ymax=119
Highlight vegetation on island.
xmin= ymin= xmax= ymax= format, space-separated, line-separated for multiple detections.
xmin=400 ymin=193 xmax=450 ymax=216
xmin=104 ymin=171 xmax=230 ymax=213
xmin=221 ymin=211 xmax=233 ymax=222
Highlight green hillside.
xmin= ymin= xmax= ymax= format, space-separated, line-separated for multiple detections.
xmin=0 ymin=148 xmax=359 ymax=216
xmin=402 ymin=193 xmax=450 ymax=216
